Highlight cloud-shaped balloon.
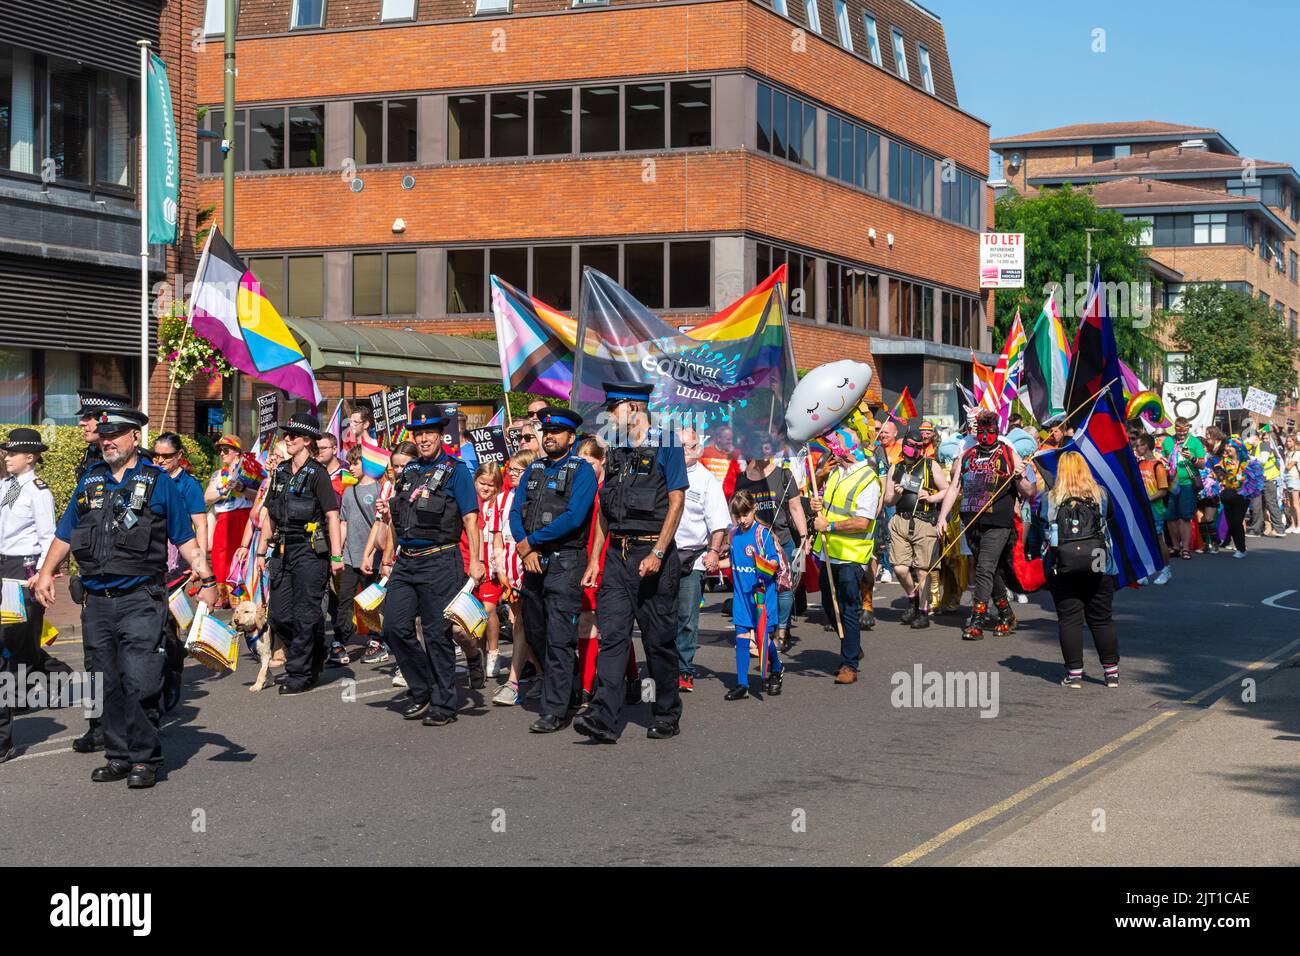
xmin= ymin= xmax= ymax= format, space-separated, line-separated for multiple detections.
xmin=784 ymin=360 xmax=874 ymax=442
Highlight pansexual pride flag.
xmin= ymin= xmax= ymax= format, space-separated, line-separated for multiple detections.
xmin=188 ymin=229 xmax=323 ymax=405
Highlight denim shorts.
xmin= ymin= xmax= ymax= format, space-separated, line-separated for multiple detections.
xmin=1167 ymin=483 xmax=1197 ymax=520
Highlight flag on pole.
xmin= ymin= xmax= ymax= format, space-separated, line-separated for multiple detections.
xmin=359 ymin=436 xmax=391 ymax=479
xmin=971 ymin=357 xmax=1001 ymax=414
xmin=1033 ymin=392 xmax=1165 ymax=587
xmin=890 ymin=386 xmax=918 ymax=422
xmin=487 ymin=406 xmax=506 ymax=429
xmin=1064 ymin=265 xmax=1126 ymax=426
xmin=994 ymin=308 xmax=1028 ymax=424
xmin=187 ymin=228 xmax=323 ymax=405
xmin=1021 ymin=294 xmax=1071 ymax=425
xmin=324 ymin=400 xmax=343 ymax=447
xmin=145 ymin=53 xmax=178 ymax=245
xmin=491 ymin=275 xmax=580 ymax=400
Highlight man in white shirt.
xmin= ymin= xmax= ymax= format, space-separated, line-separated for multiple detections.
xmin=673 ymin=429 xmax=729 ymax=692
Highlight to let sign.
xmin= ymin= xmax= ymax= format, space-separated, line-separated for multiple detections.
xmin=979 ymin=232 xmax=1025 ymax=289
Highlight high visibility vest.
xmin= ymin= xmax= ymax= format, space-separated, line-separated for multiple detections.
xmin=815 ymin=461 xmax=879 ymax=564
xmin=1257 ymin=448 xmax=1281 ymax=481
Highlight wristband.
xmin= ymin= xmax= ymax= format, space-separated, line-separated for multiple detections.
xmin=256 ymin=552 xmax=267 ymax=559
xmin=706 ymin=547 xmax=720 ymax=555
xmin=330 ymin=555 xmax=343 ymax=564
xmin=200 ymin=576 xmax=217 ymax=587
xmin=828 ymin=521 xmax=837 ymax=534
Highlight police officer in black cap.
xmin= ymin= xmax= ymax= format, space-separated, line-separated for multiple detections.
xmin=573 ymin=382 xmax=688 ymax=743
xmin=255 ymin=413 xmax=342 ymax=694
xmin=33 ymin=402 xmax=218 ymax=788
xmin=508 ymin=406 xmax=597 ymax=733
xmin=382 ymin=402 xmax=484 ymax=726
xmin=74 ymin=391 xmax=132 ymax=482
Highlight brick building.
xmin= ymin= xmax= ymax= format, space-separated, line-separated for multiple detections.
xmin=191 ymin=0 xmax=994 ymax=434
xmin=992 ymin=121 xmax=1300 ymax=421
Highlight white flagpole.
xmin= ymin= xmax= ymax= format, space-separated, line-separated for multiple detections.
xmin=138 ymin=39 xmax=151 ymax=443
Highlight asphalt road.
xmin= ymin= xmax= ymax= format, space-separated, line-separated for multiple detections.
xmin=3 ymin=538 xmax=1298 ymax=867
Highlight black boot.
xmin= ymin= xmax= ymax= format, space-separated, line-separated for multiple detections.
xmin=765 ymin=670 xmax=784 ymax=696
xmin=911 ymin=609 xmax=931 ymax=630
xmin=899 ymin=592 xmax=919 ymax=626
xmin=72 ymin=726 xmax=105 ymax=754
xmin=992 ymin=598 xmax=1016 ymax=636
xmin=962 ymin=602 xmax=988 ymax=641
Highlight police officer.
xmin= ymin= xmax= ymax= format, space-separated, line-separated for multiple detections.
xmin=381 ymin=403 xmax=484 ymax=727
xmin=33 ymin=403 xmax=217 ymax=788
xmin=255 ymin=413 xmax=342 ymax=695
xmin=573 ymin=383 xmax=688 ymax=743
xmin=0 ymin=428 xmax=57 ymax=763
xmin=509 ymin=406 xmax=597 ymax=734
xmin=74 ymin=391 xmax=131 ymax=482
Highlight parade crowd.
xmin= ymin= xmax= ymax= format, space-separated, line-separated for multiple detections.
xmin=1 ymin=385 xmax=1297 ymax=786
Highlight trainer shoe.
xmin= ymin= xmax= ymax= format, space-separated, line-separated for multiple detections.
xmin=361 ymin=641 xmax=390 ymax=664
xmin=1061 ymin=674 xmax=1083 ymax=689
xmin=1232 ymin=550 xmax=1247 ymax=559
xmin=327 ymin=642 xmax=350 ymax=667
xmin=486 ymin=650 xmax=500 ymax=678
xmin=493 ymin=681 xmax=520 ymax=706
xmin=678 ymin=674 xmax=694 ymax=693
xmin=1153 ymin=567 xmax=1172 ymax=585
xmin=392 ymin=669 xmax=408 ymax=688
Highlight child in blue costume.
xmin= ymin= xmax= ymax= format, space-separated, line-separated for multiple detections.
xmin=726 ymin=490 xmax=784 ymax=700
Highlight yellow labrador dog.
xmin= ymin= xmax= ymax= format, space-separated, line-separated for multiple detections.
xmin=232 ymin=601 xmax=282 ymax=692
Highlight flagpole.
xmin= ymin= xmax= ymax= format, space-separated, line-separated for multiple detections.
xmin=137 ymin=39 xmax=151 ymax=443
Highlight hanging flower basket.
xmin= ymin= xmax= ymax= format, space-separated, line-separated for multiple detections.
xmin=158 ymin=311 xmax=236 ymax=386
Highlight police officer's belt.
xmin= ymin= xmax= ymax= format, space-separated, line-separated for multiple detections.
xmin=608 ymin=533 xmax=658 ymax=542
xmin=86 ymin=578 xmax=161 ymax=599
xmin=402 ymin=542 xmax=458 ymax=558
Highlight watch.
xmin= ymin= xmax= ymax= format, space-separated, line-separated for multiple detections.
xmin=652 ymin=548 xmax=666 ymax=560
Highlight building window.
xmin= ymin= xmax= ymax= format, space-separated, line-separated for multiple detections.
xmin=625 ymin=83 xmax=666 ymax=151
xmin=1290 ymin=250 xmax=1297 ymax=283
xmin=489 ymin=91 xmax=529 ymax=158
xmin=804 ymin=0 xmax=821 ymax=33
xmin=533 ymin=88 xmax=572 ymax=155
xmin=1164 ymin=351 xmax=1189 ymax=384
xmin=893 ymin=281 xmax=932 ymax=340
xmin=889 ymin=140 xmax=933 ymax=214
xmin=490 ymin=247 xmax=528 ymax=291
xmin=1092 ymin=144 xmax=1131 ymax=161
xmin=1226 ymin=177 xmax=1262 ymax=200
xmin=827 ymin=262 xmax=875 ymax=330
xmin=755 ymin=83 xmax=815 ymax=171
xmin=670 ymin=80 xmax=712 ymax=148
xmin=863 ymin=14 xmax=881 ymax=65
xmin=891 ymin=29 xmax=908 ymax=80
xmin=1162 ymin=282 xmax=1186 ymax=313
xmin=291 ymin=0 xmax=326 ymax=29
xmin=0 ymin=348 xmax=34 ymax=425
xmin=940 ymin=291 xmax=976 ymax=347
xmin=771 ymin=0 xmax=788 ymax=14
xmin=0 ymin=45 xmax=39 ymax=176
xmin=942 ymin=168 xmax=980 ymax=229
xmin=669 ymin=240 xmax=710 ymax=309
xmin=94 ymin=70 xmax=131 ymax=188
xmin=383 ymin=0 xmax=418 ymax=18
xmin=1124 ymin=214 xmax=1154 ymax=246
xmin=1291 ymin=310 xmax=1297 ymax=338
xmin=203 ymin=0 xmax=225 ymax=34
xmin=353 ymin=252 xmax=416 ymax=316
xmin=572 ymin=0 xmax=608 ymax=6
xmin=580 ymin=85 xmax=619 ymax=152
xmin=354 ymin=98 xmax=417 ymax=166
xmin=918 ymin=44 xmax=934 ymax=94
xmin=625 ymin=242 xmax=665 ymax=309
xmin=448 ymin=94 xmax=486 ymax=160
xmin=474 ymin=0 xmax=509 ymax=13
xmin=826 ymin=114 xmax=879 ymax=193
xmin=755 ymin=242 xmax=816 ymax=320
xmin=288 ymin=105 xmax=325 ymax=168
xmin=834 ymin=1 xmax=853 ymax=49
xmin=533 ymin=246 xmax=573 ymax=311
xmin=447 ymin=249 xmax=487 ymax=313
xmin=287 ymin=256 xmax=324 ymax=317
xmin=580 ymin=243 xmax=619 ymax=282
xmin=1192 ymin=212 xmax=1227 ymax=245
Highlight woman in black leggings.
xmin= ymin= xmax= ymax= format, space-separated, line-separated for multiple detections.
xmin=1214 ymin=440 xmax=1255 ymax=558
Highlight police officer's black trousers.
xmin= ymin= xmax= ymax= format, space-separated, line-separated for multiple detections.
xmin=382 ymin=548 xmax=464 ymax=717
xmin=268 ymin=541 xmax=329 ymax=689
xmin=590 ymin=541 xmax=681 ymax=733
xmin=521 ymin=549 xmax=585 ymax=718
xmin=82 ymin=587 xmax=167 ymax=766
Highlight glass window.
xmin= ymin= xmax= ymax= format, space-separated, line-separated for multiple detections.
xmin=669 ymin=241 xmax=710 ymax=309
xmin=0 ymin=349 xmax=34 ymax=425
xmin=804 ymin=0 xmax=821 ymax=33
xmin=918 ymin=44 xmax=934 ymax=94
xmin=853 ymin=126 xmax=866 ymax=189
xmin=787 ymin=99 xmax=801 ymax=167
xmin=387 ymin=98 xmax=417 ymax=163
xmin=625 ymin=242 xmax=665 ymax=309
xmin=580 ymin=244 xmax=619 ymax=283
xmin=354 ymin=101 xmax=384 ymax=166
xmin=249 ymin=107 xmax=285 ymax=171
xmin=863 ymin=15 xmax=881 ymax=65
xmin=1193 ymin=212 xmax=1226 ymax=244
xmin=489 ymin=247 xmax=528 ymax=292
xmin=204 ymin=0 xmax=225 ymax=34
xmin=0 ymin=45 xmax=39 ymax=175
xmin=771 ymin=0 xmax=787 ymax=14
xmin=801 ymin=100 xmax=815 ymax=170
xmin=204 ymin=108 xmax=246 ymax=174
xmin=867 ymin=131 xmax=879 ymax=192
xmin=1092 ymin=144 xmax=1131 ymax=161
xmin=291 ymin=0 xmax=325 ymax=29
xmin=383 ymin=0 xmax=417 ymax=19
xmin=625 ymin=83 xmax=665 ymax=151
xmin=579 ymin=86 xmax=619 ymax=153
xmin=891 ymin=29 xmax=908 ymax=80
xmin=792 ymin=251 xmax=816 ymax=318
xmin=287 ymin=256 xmax=323 ymax=317
xmin=826 ymin=116 xmax=840 ymax=180
xmin=48 ymin=60 xmax=91 ymax=183
xmin=94 ymin=70 xmax=131 ymax=188
xmin=533 ymin=246 xmax=572 ymax=311
xmin=835 ymin=1 xmax=852 ymax=49
xmin=448 ymin=94 xmax=485 ymax=160
xmin=353 ymin=254 xmax=382 ymax=316
xmin=756 ymin=83 xmax=771 ymax=154
xmin=771 ymin=90 xmax=786 ymax=160
xmin=670 ymin=80 xmax=711 ymax=148
xmin=43 ymin=349 xmax=81 ymax=425
xmin=489 ymin=91 xmax=528 ymax=158
xmin=388 ymin=252 xmax=416 ymax=314
xmin=248 ymin=257 xmax=286 ymax=316
xmin=474 ymin=0 xmax=509 ymax=12
xmin=533 ymin=88 xmax=572 ymax=155
xmin=447 ymin=249 xmax=486 ymax=313
xmin=288 ymin=105 xmax=324 ymax=168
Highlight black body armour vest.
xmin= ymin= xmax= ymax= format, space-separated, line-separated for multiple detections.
xmin=522 ymin=457 xmax=588 ymax=552
xmin=601 ymin=446 xmax=668 ymax=536
xmin=894 ymin=458 xmax=939 ymax=523
xmin=266 ymin=460 xmax=326 ymax=533
xmin=70 ymin=461 xmax=169 ymax=578
xmin=393 ymin=458 xmax=463 ymax=546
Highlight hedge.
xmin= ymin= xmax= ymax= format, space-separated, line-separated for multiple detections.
xmin=1 ymin=425 xmax=217 ymax=517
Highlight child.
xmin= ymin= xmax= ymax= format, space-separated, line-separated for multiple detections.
xmin=1132 ymin=432 xmax=1172 ymax=584
xmin=473 ymin=463 xmax=506 ymax=680
xmin=726 ymin=491 xmax=784 ymax=700
xmin=493 ymin=450 xmax=544 ymax=706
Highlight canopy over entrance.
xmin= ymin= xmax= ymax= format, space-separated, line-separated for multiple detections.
xmin=286 ymin=317 xmax=499 ymax=387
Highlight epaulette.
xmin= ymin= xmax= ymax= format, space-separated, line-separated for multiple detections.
xmin=33 ymin=477 xmax=48 ymax=490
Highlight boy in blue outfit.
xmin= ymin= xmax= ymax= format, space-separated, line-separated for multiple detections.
xmin=726 ymin=490 xmax=784 ymax=700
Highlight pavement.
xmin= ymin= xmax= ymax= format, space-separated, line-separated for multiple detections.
xmin=3 ymin=535 xmax=1300 ymax=866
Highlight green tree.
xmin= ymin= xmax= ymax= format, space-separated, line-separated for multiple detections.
xmin=993 ymin=185 xmax=1161 ymax=366
xmin=1173 ymin=285 xmax=1298 ymax=398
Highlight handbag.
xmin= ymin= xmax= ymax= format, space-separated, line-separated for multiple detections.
xmin=755 ymin=522 xmax=794 ymax=593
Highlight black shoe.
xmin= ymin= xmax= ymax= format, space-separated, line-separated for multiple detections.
xmin=765 ymin=671 xmax=784 ymax=696
xmin=91 ymin=760 xmax=132 ymax=782
xmin=911 ymin=610 xmax=931 ymax=630
xmin=278 ymin=682 xmax=311 ymax=696
xmin=401 ymin=699 xmax=431 ymax=720
xmin=573 ymin=713 xmax=618 ymax=744
xmin=422 ymin=711 xmax=458 ymax=727
xmin=646 ymin=720 xmax=680 ymax=739
xmin=72 ymin=730 xmax=105 ymax=754
xmin=724 ymin=684 xmax=750 ymax=701
xmin=529 ymin=714 xmax=571 ymax=734
xmin=467 ymin=653 xmax=486 ymax=690
xmin=863 ymin=611 xmax=877 ymax=630
xmin=0 ymin=746 xmax=16 ymax=764
xmin=127 ymin=764 xmax=158 ymax=789
xmin=624 ymin=676 xmax=642 ymax=705
xmin=900 ymin=597 xmax=919 ymax=626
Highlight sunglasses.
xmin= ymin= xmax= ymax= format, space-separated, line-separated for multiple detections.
xmin=154 ymin=451 xmax=179 ymax=461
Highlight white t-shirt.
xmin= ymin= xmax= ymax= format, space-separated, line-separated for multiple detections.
xmin=675 ymin=461 xmax=730 ymax=570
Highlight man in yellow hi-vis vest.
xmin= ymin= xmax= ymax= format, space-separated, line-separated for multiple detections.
xmin=809 ymin=431 xmax=882 ymax=686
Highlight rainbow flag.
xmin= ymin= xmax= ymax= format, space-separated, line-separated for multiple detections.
xmin=687 ymin=264 xmax=788 ymax=341
xmin=753 ymin=552 xmax=779 ymax=581
xmin=492 ymin=275 xmax=580 ymax=400
xmin=972 ymin=356 xmax=1000 ymax=414
xmin=994 ymin=308 xmax=1027 ymax=427
xmin=360 ymin=437 xmax=391 ymax=479
xmin=188 ymin=228 xmax=323 ymax=405
xmin=891 ymin=385 xmax=918 ymax=422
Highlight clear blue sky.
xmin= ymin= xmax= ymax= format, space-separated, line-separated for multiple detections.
xmin=936 ymin=0 xmax=1300 ymax=175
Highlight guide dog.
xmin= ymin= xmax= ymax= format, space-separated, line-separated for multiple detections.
xmin=231 ymin=600 xmax=281 ymax=692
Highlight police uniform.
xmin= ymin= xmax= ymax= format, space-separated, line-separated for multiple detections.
xmin=0 ymin=429 xmax=57 ymax=761
xmin=73 ymin=391 xmax=130 ymax=483
xmin=262 ymin=414 xmax=338 ymax=693
xmin=383 ymin=404 xmax=480 ymax=725
xmin=574 ymin=383 xmax=689 ymax=743
xmin=508 ymin=407 xmax=597 ymax=732
xmin=52 ymin=405 xmax=197 ymax=784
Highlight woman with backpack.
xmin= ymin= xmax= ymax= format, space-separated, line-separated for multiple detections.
xmin=724 ymin=491 xmax=784 ymax=700
xmin=1044 ymin=451 xmax=1119 ymax=689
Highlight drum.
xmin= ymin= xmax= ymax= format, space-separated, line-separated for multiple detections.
xmin=443 ymin=581 xmax=487 ymax=639
xmin=184 ymin=602 xmax=239 ymax=673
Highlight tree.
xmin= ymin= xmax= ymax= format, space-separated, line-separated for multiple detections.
xmin=1173 ymin=285 xmax=1298 ymax=398
xmin=993 ymin=185 xmax=1162 ymax=366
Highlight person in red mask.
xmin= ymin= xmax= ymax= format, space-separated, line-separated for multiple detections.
xmin=882 ymin=427 xmax=950 ymax=629
xmin=936 ymin=411 xmax=1037 ymax=639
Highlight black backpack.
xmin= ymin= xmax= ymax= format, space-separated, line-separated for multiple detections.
xmin=1053 ymin=496 xmax=1106 ymax=574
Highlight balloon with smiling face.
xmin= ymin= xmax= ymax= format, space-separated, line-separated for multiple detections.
xmin=784 ymin=360 xmax=874 ymax=442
